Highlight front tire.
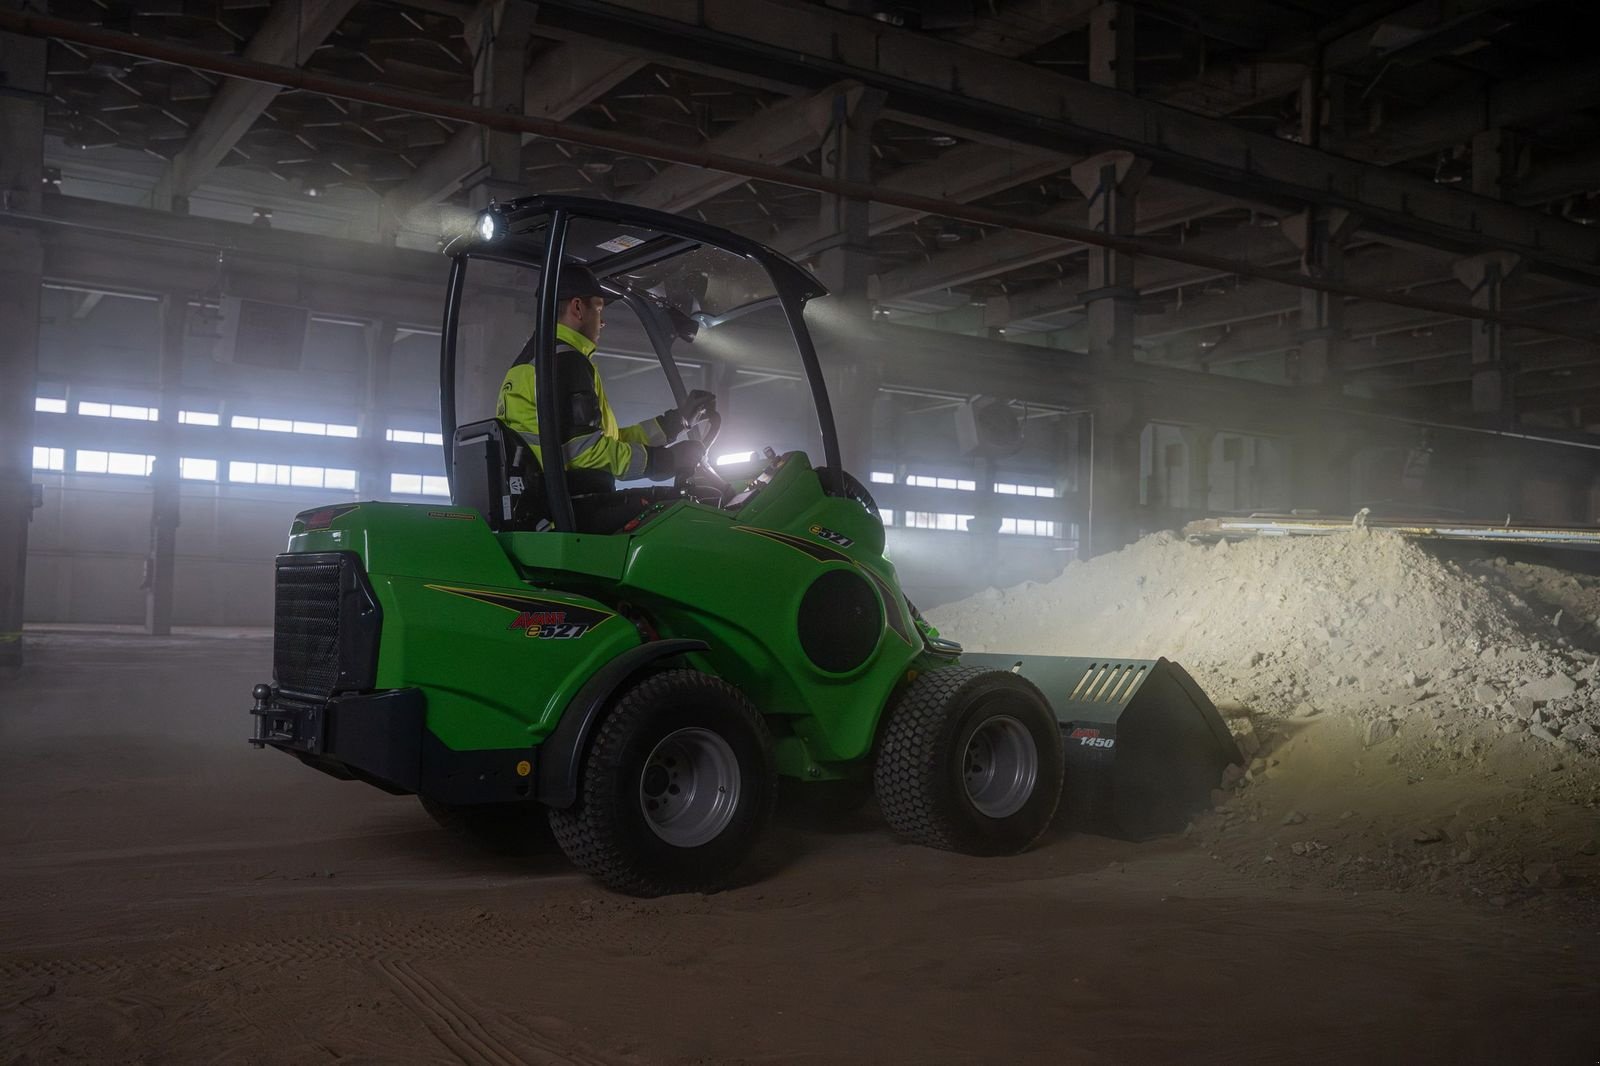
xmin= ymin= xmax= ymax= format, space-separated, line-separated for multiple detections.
xmin=548 ymin=670 xmax=776 ymax=896
xmin=874 ymin=666 xmax=1064 ymax=856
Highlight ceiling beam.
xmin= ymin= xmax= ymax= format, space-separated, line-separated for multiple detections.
xmin=522 ymin=0 xmax=1600 ymax=283
xmin=149 ymin=0 xmax=358 ymax=209
xmin=773 ymin=142 xmax=1072 ymax=258
xmin=947 ymin=0 xmax=1100 ymax=58
xmin=1344 ymin=59 xmax=1600 ymax=166
xmin=1150 ymin=0 xmax=1514 ymax=119
xmin=984 ymin=219 xmax=1297 ymax=328
xmin=627 ymin=82 xmax=864 ymax=213
xmin=383 ymin=41 xmax=643 ymax=229
xmin=874 ymin=183 xmax=1234 ymax=304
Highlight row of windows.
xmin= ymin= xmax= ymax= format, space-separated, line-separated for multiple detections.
xmin=33 ymin=451 xmax=1066 ymax=533
xmin=38 ymin=398 xmax=444 ymax=445
xmin=870 ymin=471 xmax=1056 ymax=497
xmin=893 ymin=511 xmax=1060 ymax=537
xmin=32 ymin=448 xmax=450 ymax=498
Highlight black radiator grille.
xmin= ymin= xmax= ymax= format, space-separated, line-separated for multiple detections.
xmin=273 ymin=552 xmax=381 ymax=699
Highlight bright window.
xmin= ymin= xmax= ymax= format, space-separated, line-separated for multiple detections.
xmin=76 ymin=450 xmax=154 ymax=476
xmin=229 ymin=462 xmax=355 ymax=488
xmin=233 ymin=414 xmax=360 ymax=438
xmin=994 ymin=482 xmax=1055 ymax=498
xmin=386 ymin=428 xmax=443 ymax=446
xmin=870 ymin=471 xmax=895 ymax=484
xmin=180 ymin=457 xmax=218 ymax=481
xmin=906 ymin=475 xmax=975 ymax=491
xmin=880 ymin=508 xmax=894 ymax=526
xmin=35 ymin=397 xmax=67 ymax=414
xmin=77 ymin=401 xmax=159 ymax=421
xmin=904 ymin=511 xmax=974 ymax=531
xmin=999 ymin=518 xmax=1059 ymax=537
xmin=32 ymin=446 xmax=65 ymax=470
xmin=390 ymin=473 xmax=449 ymax=497
xmin=179 ymin=410 xmax=220 ymax=426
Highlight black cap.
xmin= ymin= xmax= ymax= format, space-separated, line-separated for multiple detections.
xmin=556 ymin=263 xmax=607 ymax=302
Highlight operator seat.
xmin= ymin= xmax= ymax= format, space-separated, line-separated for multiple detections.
xmin=450 ymin=419 xmax=677 ymax=533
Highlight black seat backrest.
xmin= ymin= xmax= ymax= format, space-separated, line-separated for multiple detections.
xmin=451 ymin=418 xmax=543 ymax=531
xmin=450 ymin=419 xmax=618 ymax=531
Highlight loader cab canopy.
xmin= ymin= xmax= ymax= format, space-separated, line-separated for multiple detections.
xmin=440 ymin=196 xmax=842 ymax=533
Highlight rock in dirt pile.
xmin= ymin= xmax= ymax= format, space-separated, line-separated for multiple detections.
xmin=928 ymin=531 xmax=1600 ymax=908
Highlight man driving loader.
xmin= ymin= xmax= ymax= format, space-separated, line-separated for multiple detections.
xmin=496 ymin=263 xmax=713 ymax=497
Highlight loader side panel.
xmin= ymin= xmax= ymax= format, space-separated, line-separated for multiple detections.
xmin=615 ymin=486 xmax=919 ymax=765
xmin=282 ymin=501 xmax=640 ymax=752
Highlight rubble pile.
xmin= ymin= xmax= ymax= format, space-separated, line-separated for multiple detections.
xmin=930 ymin=530 xmax=1600 ymax=749
xmin=929 ymin=531 xmax=1600 ymax=907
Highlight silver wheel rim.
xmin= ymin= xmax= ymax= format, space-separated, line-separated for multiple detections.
xmin=639 ymin=727 xmax=742 ymax=847
xmin=963 ymin=714 xmax=1039 ymax=819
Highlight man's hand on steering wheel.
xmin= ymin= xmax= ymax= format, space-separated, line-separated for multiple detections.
xmin=657 ymin=389 xmax=718 ymax=441
xmin=645 ymin=439 xmax=706 ymax=483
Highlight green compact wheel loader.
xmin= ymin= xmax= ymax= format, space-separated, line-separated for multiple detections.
xmin=250 ymin=196 xmax=1240 ymax=896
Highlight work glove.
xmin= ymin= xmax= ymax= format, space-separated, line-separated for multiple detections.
xmin=645 ymin=439 xmax=706 ymax=481
xmin=657 ymin=390 xmax=718 ymax=440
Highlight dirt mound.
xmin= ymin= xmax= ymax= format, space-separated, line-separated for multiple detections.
xmin=927 ymin=531 xmax=1600 ymax=906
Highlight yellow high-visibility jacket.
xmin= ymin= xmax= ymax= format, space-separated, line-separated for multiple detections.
xmin=496 ymin=323 xmax=668 ymax=480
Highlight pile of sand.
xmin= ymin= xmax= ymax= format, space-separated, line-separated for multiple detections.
xmin=928 ymin=531 xmax=1600 ymax=908
xmin=929 ymin=530 xmax=1600 ymax=747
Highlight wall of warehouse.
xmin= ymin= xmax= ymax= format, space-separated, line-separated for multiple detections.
xmin=23 ymin=285 xmax=1600 ymax=627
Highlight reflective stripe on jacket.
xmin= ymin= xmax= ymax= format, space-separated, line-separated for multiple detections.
xmin=496 ymin=323 xmax=667 ymax=479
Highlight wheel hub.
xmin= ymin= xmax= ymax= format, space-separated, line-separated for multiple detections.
xmin=962 ymin=714 xmax=1039 ymax=819
xmin=639 ymin=727 xmax=742 ymax=847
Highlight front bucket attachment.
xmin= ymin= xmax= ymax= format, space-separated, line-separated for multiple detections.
xmin=962 ymin=653 xmax=1241 ymax=840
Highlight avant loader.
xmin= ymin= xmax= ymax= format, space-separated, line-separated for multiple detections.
xmin=250 ymin=196 xmax=1237 ymax=895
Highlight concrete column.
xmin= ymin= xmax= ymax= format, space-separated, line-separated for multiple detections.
xmin=1088 ymin=2 xmax=1135 ymax=92
xmin=359 ymin=319 xmax=397 ymax=500
xmin=1086 ymin=397 xmax=1143 ymax=558
xmin=1179 ymin=426 xmax=1215 ymax=512
xmin=1453 ymin=252 xmax=1522 ymax=421
xmin=0 ymin=6 xmax=46 ymax=670
xmin=1071 ymin=146 xmax=1147 ymax=556
xmin=1070 ymin=151 xmax=1148 ymax=365
xmin=144 ymin=295 xmax=187 ymax=635
xmin=466 ymin=1 xmax=534 ymax=209
xmin=1282 ymin=207 xmax=1358 ymax=387
xmin=1472 ymin=129 xmax=1508 ymax=199
xmin=814 ymin=86 xmax=884 ymax=477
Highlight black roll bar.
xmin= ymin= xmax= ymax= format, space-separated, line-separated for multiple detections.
xmin=439 ymin=254 xmax=467 ymax=496
xmin=535 ymin=209 xmax=579 ymax=532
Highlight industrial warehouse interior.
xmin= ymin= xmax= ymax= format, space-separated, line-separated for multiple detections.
xmin=3 ymin=0 xmax=1600 ymax=1061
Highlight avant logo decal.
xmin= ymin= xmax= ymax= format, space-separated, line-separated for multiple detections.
xmin=425 ymin=584 xmax=612 ymax=641
xmin=507 ymin=610 xmax=593 ymax=640
xmin=808 ymin=524 xmax=854 ymax=549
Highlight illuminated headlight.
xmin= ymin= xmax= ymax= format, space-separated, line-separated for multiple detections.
xmin=716 ymin=451 xmax=754 ymax=466
xmin=476 ymin=211 xmax=500 ymax=242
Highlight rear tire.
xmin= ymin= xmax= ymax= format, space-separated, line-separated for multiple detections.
xmin=874 ymin=666 xmax=1064 ymax=856
xmin=419 ymin=797 xmax=553 ymax=856
xmin=548 ymin=670 xmax=776 ymax=897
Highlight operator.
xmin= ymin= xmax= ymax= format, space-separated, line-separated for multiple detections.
xmin=497 ymin=264 xmax=714 ymax=492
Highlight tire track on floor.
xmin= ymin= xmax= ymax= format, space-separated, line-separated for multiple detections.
xmin=377 ymin=959 xmax=609 ymax=1066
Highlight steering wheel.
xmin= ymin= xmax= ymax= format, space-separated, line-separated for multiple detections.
xmin=676 ymin=405 xmax=729 ymax=500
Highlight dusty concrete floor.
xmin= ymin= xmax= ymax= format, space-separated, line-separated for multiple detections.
xmin=2 ymin=631 xmax=1597 ymax=1065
